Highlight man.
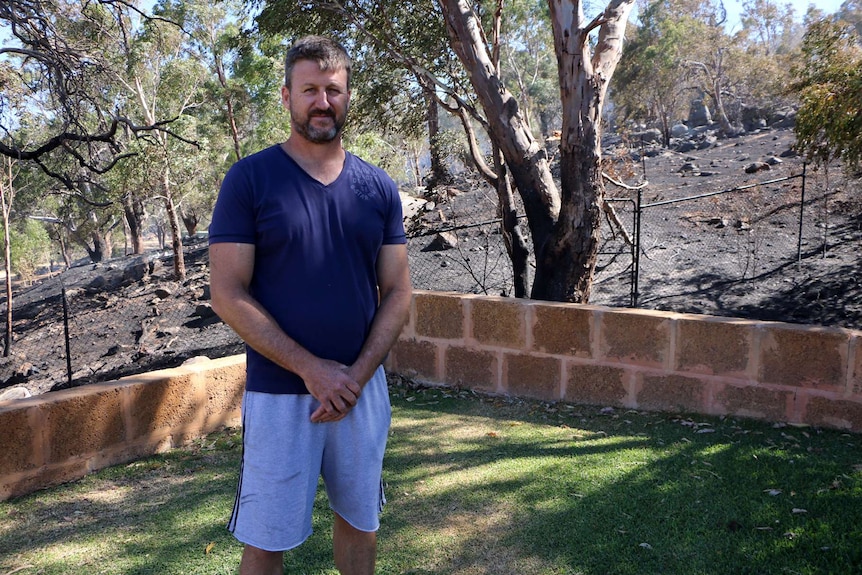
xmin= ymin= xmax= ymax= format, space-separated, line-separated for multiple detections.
xmin=208 ymin=35 xmax=412 ymax=575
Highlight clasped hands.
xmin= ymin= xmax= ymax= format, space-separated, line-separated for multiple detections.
xmin=304 ymin=359 xmax=363 ymax=423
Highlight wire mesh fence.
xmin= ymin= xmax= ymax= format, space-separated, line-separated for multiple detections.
xmin=0 ymin=243 xmax=243 ymax=397
xmin=406 ymin=164 xmax=860 ymax=327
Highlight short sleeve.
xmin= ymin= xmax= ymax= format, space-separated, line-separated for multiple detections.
xmin=208 ymin=161 xmax=256 ymax=245
xmin=382 ymin=178 xmax=407 ymax=246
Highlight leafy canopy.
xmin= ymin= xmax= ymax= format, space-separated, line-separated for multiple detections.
xmin=791 ymin=18 xmax=862 ymax=170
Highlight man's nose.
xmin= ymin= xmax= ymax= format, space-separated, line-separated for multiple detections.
xmin=313 ymin=89 xmax=331 ymax=109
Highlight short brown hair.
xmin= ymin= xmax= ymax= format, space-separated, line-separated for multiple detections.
xmin=284 ymin=35 xmax=352 ymax=89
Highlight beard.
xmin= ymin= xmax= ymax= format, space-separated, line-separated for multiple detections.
xmin=290 ymin=104 xmax=348 ymax=144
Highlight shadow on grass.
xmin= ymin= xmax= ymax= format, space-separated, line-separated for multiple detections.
xmin=380 ymin=387 xmax=862 ymax=575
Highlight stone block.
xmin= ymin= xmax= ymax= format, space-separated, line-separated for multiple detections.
xmin=564 ymin=363 xmax=628 ymax=406
xmin=392 ymin=338 xmax=440 ymax=382
xmin=600 ymin=310 xmax=671 ymax=368
xmin=637 ymin=373 xmax=706 ymax=413
xmin=414 ymin=292 xmax=464 ymax=340
xmin=471 ymin=298 xmax=526 ymax=348
xmin=444 ymin=346 xmax=498 ymax=391
xmin=532 ymin=304 xmax=592 ymax=357
xmin=676 ymin=317 xmax=752 ymax=376
xmin=0 ymin=405 xmax=40 ymax=474
xmin=1 ymin=459 xmax=90 ymax=501
xmin=504 ymin=353 xmax=561 ymax=401
xmin=759 ymin=325 xmax=848 ymax=390
xmin=713 ymin=383 xmax=794 ymax=421
xmin=42 ymin=385 xmax=125 ymax=463
xmin=201 ymin=359 xmax=246 ymax=427
xmin=804 ymin=396 xmax=862 ymax=432
xmin=124 ymin=373 xmax=205 ymax=441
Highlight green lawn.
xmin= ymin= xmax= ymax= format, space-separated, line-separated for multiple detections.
xmin=1 ymin=377 xmax=861 ymax=574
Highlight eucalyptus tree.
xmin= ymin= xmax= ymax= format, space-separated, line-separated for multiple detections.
xmin=0 ymin=156 xmax=22 ymax=355
xmin=0 ymin=1 xmax=194 ymax=181
xmin=257 ymin=0 xmax=637 ymax=302
xmin=791 ymin=18 xmax=862 ymax=171
xmin=101 ymin=0 xmax=209 ymax=280
xmin=0 ymin=0 xmax=205 ymax=271
xmin=498 ymin=0 xmax=560 ymax=138
xmin=739 ymin=0 xmax=801 ymax=55
xmin=614 ymin=1 xmax=697 ymax=144
xmin=181 ymin=0 xmax=247 ymax=163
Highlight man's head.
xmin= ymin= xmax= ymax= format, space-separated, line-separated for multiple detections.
xmin=282 ymin=36 xmax=352 ymax=144
xmin=284 ymin=35 xmax=351 ymax=91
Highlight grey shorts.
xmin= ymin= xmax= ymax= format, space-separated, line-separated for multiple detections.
xmin=227 ymin=366 xmax=391 ymax=552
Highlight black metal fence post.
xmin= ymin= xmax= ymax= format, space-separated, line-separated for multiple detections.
xmin=62 ymin=287 xmax=72 ymax=385
xmin=797 ymin=163 xmax=807 ymax=267
xmin=632 ymin=187 xmax=642 ymax=308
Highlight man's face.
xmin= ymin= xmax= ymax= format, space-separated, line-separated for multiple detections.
xmin=282 ymin=59 xmax=350 ymax=144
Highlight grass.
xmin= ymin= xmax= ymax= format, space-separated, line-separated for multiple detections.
xmin=1 ymin=376 xmax=861 ymax=575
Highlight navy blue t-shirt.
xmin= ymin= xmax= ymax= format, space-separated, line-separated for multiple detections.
xmin=209 ymin=145 xmax=406 ymax=394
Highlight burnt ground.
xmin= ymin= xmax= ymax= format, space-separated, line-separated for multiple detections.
xmin=1 ymin=127 xmax=860 ymax=399
xmin=408 ymin=127 xmax=862 ymax=329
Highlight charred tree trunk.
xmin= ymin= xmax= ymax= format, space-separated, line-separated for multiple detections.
xmin=532 ymin=137 xmax=604 ymax=301
xmin=160 ymin=167 xmax=186 ymax=281
xmin=438 ymin=0 xmax=634 ymax=302
xmin=122 ymin=193 xmax=146 ymax=255
xmin=423 ymin=79 xmax=452 ymax=189
xmin=492 ymin=146 xmax=529 ymax=297
xmin=1 ymin=177 xmax=12 ymax=357
xmin=58 ymin=231 xmax=71 ymax=268
xmin=93 ymin=228 xmax=113 ymax=262
xmin=440 ymin=0 xmax=560 ymax=269
xmin=181 ymin=209 xmax=199 ymax=237
xmin=214 ymin=54 xmax=243 ymax=162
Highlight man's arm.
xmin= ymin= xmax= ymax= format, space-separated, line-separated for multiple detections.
xmin=209 ymin=242 xmax=361 ymax=421
xmin=349 ymin=242 xmax=413 ymax=385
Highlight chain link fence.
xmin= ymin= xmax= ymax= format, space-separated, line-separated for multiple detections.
xmin=407 ymin=164 xmax=861 ymax=328
xmin=0 ymin=242 xmax=243 ymax=397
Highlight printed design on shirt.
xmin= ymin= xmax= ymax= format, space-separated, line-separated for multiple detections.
xmin=350 ymin=161 xmax=379 ymax=201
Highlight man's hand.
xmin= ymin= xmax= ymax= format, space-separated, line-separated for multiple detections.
xmin=303 ymin=359 xmax=363 ymax=423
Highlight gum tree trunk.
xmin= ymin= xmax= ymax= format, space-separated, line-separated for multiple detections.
xmin=439 ymin=0 xmax=635 ymax=302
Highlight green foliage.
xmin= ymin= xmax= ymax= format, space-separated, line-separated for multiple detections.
xmin=615 ymin=0 xmax=805 ymax=132
xmin=430 ymin=128 xmax=467 ymax=169
xmin=7 ymin=219 xmax=50 ymax=283
xmin=791 ymin=19 xmax=862 ymax=170
xmin=346 ymin=132 xmax=411 ymax=183
xmin=614 ymin=1 xmax=701 ymax=134
xmin=497 ymin=0 xmax=559 ymax=136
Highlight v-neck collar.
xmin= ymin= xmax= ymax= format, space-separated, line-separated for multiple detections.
xmin=277 ymin=143 xmax=349 ymax=188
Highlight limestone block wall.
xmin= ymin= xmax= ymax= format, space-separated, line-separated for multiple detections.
xmin=386 ymin=291 xmax=862 ymax=432
xmin=0 ymin=355 xmax=246 ymax=501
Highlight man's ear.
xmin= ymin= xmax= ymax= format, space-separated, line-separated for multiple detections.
xmin=280 ymin=85 xmax=290 ymax=111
